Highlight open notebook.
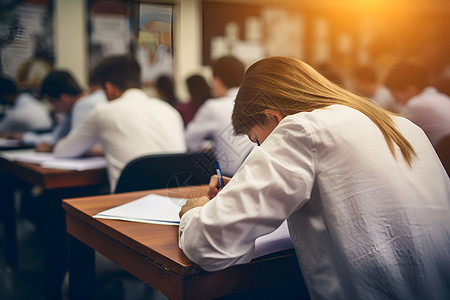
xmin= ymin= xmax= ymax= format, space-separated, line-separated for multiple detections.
xmin=94 ymin=193 xmax=294 ymax=259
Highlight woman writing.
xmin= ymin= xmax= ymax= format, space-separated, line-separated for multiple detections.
xmin=179 ymin=57 xmax=450 ymax=300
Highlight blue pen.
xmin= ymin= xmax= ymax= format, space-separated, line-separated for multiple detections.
xmin=216 ymin=161 xmax=224 ymax=189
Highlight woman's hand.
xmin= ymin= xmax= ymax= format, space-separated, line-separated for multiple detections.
xmin=179 ymin=196 xmax=210 ymax=218
xmin=35 ymin=142 xmax=54 ymax=152
xmin=179 ymin=175 xmax=232 ymax=219
xmin=207 ymin=174 xmax=231 ymax=199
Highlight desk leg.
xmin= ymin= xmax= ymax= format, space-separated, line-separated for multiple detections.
xmin=43 ymin=189 xmax=68 ymax=300
xmin=0 ymin=172 xmax=18 ymax=269
xmin=42 ymin=186 xmax=105 ymax=300
xmin=68 ymin=234 xmax=95 ymax=300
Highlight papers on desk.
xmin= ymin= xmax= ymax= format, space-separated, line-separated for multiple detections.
xmin=94 ymin=193 xmax=294 ymax=258
xmin=40 ymin=157 xmax=107 ymax=171
xmin=0 ymin=149 xmax=107 ymax=171
xmin=94 ymin=194 xmax=187 ymax=225
xmin=253 ymin=221 xmax=294 ymax=259
xmin=7 ymin=151 xmax=54 ymax=163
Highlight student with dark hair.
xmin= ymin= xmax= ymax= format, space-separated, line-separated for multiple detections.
xmin=433 ymin=75 xmax=450 ymax=97
xmin=0 ymin=75 xmax=52 ymax=134
xmin=40 ymin=70 xmax=83 ymax=99
xmin=156 ymin=75 xmax=179 ymax=107
xmin=176 ymin=74 xmax=212 ymax=125
xmin=185 ymin=56 xmax=253 ymax=176
xmin=53 ymin=55 xmax=186 ymax=191
xmin=384 ymin=61 xmax=450 ymax=148
xmin=211 ymin=55 xmax=245 ymax=90
xmin=315 ymin=63 xmax=345 ymax=86
xmin=351 ymin=64 xmax=400 ymax=113
xmin=179 ymin=57 xmax=450 ymax=300
xmin=6 ymin=69 xmax=107 ymax=151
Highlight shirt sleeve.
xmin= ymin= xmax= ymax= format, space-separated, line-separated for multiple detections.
xmin=71 ymin=98 xmax=97 ymax=130
xmin=179 ymin=116 xmax=316 ymax=271
xmin=184 ymin=101 xmax=216 ymax=151
xmin=22 ymin=131 xmax=55 ymax=145
xmin=53 ymin=108 xmax=100 ymax=158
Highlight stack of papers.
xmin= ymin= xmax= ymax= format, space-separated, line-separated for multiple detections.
xmin=1 ymin=149 xmax=107 ymax=171
xmin=94 ymin=193 xmax=294 ymax=258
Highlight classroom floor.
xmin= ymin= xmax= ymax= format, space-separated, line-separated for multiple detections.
xmin=0 ymin=194 xmax=168 ymax=300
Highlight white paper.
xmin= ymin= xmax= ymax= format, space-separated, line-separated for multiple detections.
xmin=94 ymin=193 xmax=294 ymax=257
xmin=0 ymin=149 xmax=107 ymax=171
xmin=7 ymin=151 xmax=54 ymax=163
xmin=0 ymin=138 xmax=22 ymax=147
xmin=94 ymin=194 xmax=188 ymax=226
xmin=40 ymin=157 xmax=107 ymax=171
xmin=0 ymin=149 xmax=36 ymax=161
xmin=253 ymin=221 xmax=294 ymax=258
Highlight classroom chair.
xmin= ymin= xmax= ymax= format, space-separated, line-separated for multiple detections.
xmin=93 ymin=151 xmax=217 ymax=299
xmin=114 ymin=151 xmax=217 ymax=194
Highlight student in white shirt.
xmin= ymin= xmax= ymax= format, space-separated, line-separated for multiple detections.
xmin=185 ymin=56 xmax=254 ymax=176
xmin=179 ymin=57 xmax=450 ymax=300
xmin=384 ymin=61 xmax=450 ymax=176
xmin=53 ymin=55 xmax=186 ymax=192
xmin=384 ymin=61 xmax=450 ymax=147
xmin=10 ymin=70 xmax=107 ymax=151
xmin=0 ymin=76 xmax=52 ymax=134
xmin=351 ymin=64 xmax=401 ymax=113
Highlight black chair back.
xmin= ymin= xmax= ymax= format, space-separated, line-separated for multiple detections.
xmin=114 ymin=151 xmax=216 ymax=194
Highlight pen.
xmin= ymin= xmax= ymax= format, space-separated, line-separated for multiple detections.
xmin=216 ymin=161 xmax=224 ymax=189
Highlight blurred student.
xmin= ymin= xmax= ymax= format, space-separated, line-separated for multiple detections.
xmin=384 ymin=61 xmax=450 ymax=148
xmin=156 ymin=75 xmax=179 ymax=107
xmin=433 ymin=75 xmax=450 ymax=97
xmin=185 ymin=56 xmax=253 ymax=176
xmin=315 ymin=63 xmax=345 ymax=86
xmin=176 ymin=74 xmax=212 ymax=125
xmin=53 ymin=55 xmax=186 ymax=192
xmin=5 ymin=70 xmax=107 ymax=152
xmin=0 ymin=76 xmax=52 ymax=135
xmin=179 ymin=57 xmax=450 ymax=300
xmin=351 ymin=64 xmax=401 ymax=113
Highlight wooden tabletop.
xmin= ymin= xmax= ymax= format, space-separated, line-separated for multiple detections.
xmin=63 ymin=185 xmax=302 ymax=300
xmin=0 ymin=157 xmax=108 ymax=189
xmin=63 ymin=185 xmax=208 ymax=274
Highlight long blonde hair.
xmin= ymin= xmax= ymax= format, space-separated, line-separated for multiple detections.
xmin=232 ymin=56 xmax=416 ymax=166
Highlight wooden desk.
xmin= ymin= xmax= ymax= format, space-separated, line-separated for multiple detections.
xmin=0 ymin=157 xmax=107 ymax=189
xmin=63 ymin=186 xmax=304 ymax=300
xmin=0 ymin=156 xmax=108 ymax=300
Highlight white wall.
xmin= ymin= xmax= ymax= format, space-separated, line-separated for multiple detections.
xmin=54 ymin=0 xmax=88 ymax=88
xmin=173 ymin=0 xmax=207 ymax=101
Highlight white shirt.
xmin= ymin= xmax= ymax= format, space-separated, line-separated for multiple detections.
xmin=179 ymin=105 xmax=450 ymax=300
xmin=402 ymin=87 xmax=450 ymax=147
xmin=71 ymin=89 xmax=107 ymax=129
xmin=54 ymin=89 xmax=186 ymax=191
xmin=0 ymin=93 xmax=52 ymax=133
xmin=185 ymin=88 xmax=254 ymax=176
xmin=22 ymin=90 xmax=107 ymax=145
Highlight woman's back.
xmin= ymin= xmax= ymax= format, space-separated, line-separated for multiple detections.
xmin=283 ymin=105 xmax=450 ymax=300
